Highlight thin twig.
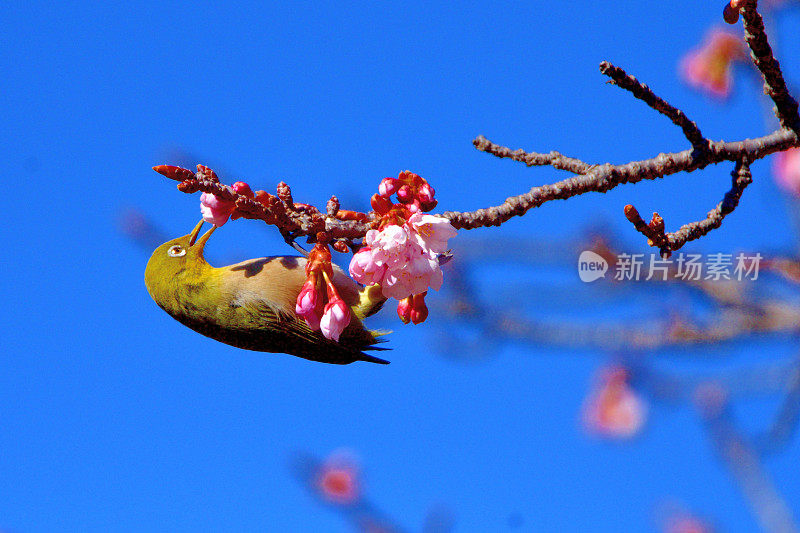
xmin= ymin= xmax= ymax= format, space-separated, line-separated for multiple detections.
xmin=471 ymin=136 xmax=592 ymax=174
xmin=599 ymin=61 xmax=710 ymax=153
xmin=625 ymin=160 xmax=753 ymax=256
xmin=739 ymin=0 xmax=800 ymax=134
xmin=664 ymin=160 xmax=753 ymax=254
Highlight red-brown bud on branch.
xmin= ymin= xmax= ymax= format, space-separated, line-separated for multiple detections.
xmin=153 ymin=165 xmax=195 ymax=181
xmin=327 ymin=196 xmax=340 ymax=216
xmin=277 ymin=181 xmax=294 ymax=207
xmin=723 ymin=2 xmax=740 ymax=24
xmin=232 ymin=181 xmax=254 ymax=198
xmin=371 ymin=193 xmax=392 ymax=214
xmin=196 ymin=164 xmax=219 ymax=182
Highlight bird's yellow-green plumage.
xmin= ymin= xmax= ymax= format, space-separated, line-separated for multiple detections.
xmin=144 ymin=220 xmax=388 ymax=365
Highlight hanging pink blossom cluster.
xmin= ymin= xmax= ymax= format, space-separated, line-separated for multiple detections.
xmin=349 ymin=171 xmax=457 ymax=324
xmin=295 ymin=244 xmax=352 ymax=341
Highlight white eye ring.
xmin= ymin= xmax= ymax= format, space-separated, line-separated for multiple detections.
xmin=167 ymin=245 xmax=186 ymax=257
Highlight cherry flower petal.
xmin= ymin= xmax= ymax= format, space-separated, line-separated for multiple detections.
xmin=407 ymin=213 xmax=458 ymax=254
xmin=349 ymin=247 xmax=388 ymax=286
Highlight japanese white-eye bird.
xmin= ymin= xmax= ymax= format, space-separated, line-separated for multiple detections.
xmin=144 ymin=220 xmax=388 ymax=364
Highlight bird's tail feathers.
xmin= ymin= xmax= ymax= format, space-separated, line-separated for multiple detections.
xmin=357 ymin=329 xmax=392 ymax=364
xmin=358 ymin=352 xmax=391 ymax=364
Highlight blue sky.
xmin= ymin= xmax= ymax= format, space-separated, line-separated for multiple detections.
xmin=2 ymin=1 xmax=800 ymax=531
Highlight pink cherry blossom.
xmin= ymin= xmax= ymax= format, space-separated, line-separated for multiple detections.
xmin=679 ymin=29 xmax=744 ymax=99
xmin=366 ymin=225 xmax=413 ymax=272
xmin=407 ymin=213 xmax=458 ymax=254
xmin=773 ymin=147 xmax=800 ymax=196
xmin=382 ymin=247 xmax=442 ymax=299
xmin=380 ymin=247 xmax=439 ymax=299
xmin=582 ymin=368 xmax=647 ymax=439
xmin=348 ymin=246 xmax=387 ymax=286
xmin=350 ymin=219 xmax=454 ymax=300
xmin=320 ymin=298 xmax=351 ymax=341
xmin=199 ymin=192 xmax=235 ymax=226
xmin=295 ymin=279 xmax=322 ymax=330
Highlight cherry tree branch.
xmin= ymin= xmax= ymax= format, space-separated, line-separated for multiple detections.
xmin=450 ymin=127 xmax=795 ymax=231
xmin=444 ymin=1 xmax=799 ymax=238
xmin=625 ymin=160 xmax=753 ymax=256
xmin=738 ymin=0 xmax=800 ymax=134
xmin=157 ymin=1 xmax=799 ymax=255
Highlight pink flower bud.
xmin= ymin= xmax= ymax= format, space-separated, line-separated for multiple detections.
xmin=199 ymin=192 xmax=235 ymax=226
xmin=417 ymin=183 xmax=435 ymax=203
xmin=410 ymin=293 xmax=428 ymax=324
xmin=320 ymin=298 xmax=351 ymax=341
xmin=295 ymin=279 xmax=322 ymax=330
xmin=406 ymin=200 xmax=421 ymax=214
xmin=396 ymin=185 xmax=413 ymax=203
xmin=232 ymin=181 xmax=254 ymax=198
xmin=378 ymin=177 xmax=400 ymax=198
xmin=397 ymin=297 xmax=412 ymax=324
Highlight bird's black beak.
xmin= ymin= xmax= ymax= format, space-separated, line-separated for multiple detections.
xmin=188 ymin=219 xmax=205 ymax=246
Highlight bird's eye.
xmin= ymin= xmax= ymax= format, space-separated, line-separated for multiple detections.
xmin=167 ymin=245 xmax=186 ymax=257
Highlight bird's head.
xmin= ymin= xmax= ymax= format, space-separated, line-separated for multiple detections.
xmin=144 ymin=220 xmax=217 ymax=293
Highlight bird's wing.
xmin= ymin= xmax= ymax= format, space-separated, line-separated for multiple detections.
xmin=233 ymin=294 xmax=385 ymax=363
